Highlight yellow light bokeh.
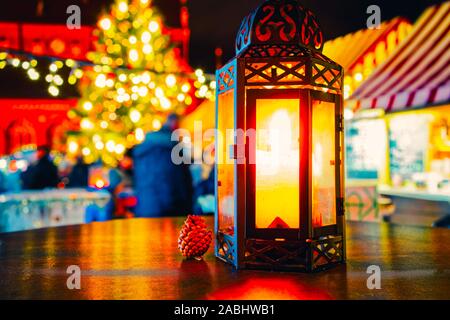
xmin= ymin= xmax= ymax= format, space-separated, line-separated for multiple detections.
xmin=83 ymin=101 xmax=93 ymax=111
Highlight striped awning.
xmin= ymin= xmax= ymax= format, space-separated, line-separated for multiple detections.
xmin=323 ymin=17 xmax=410 ymax=72
xmin=348 ymin=2 xmax=450 ymax=112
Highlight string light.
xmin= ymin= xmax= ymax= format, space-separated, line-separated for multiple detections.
xmin=181 ymin=83 xmax=190 ymax=93
xmin=141 ymin=31 xmax=151 ymax=43
xmin=118 ymin=1 xmax=128 ymax=13
xmin=65 ymin=59 xmax=75 ymax=67
xmin=80 ymin=118 xmax=94 ymax=130
xmin=148 ymin=21 xmax=159 ymax=33
xmin=68 ymin=141 xmax=79 ymax=153
xmin=165 ymin=74 xmax=176 ymax=87
xmin=129 ymin=49 xmax=139 ymax=62
xmin=95 ymin=141 xmax=105 ymax=150
xmin=49 ymin=63 xmax=58 ymax=72
xmin=106 ymin=140 xmax=116 ymax=153
xmin=152 ymin=119 xmax=162 ymax=130
xmin=129 ymin=109 xmax=142 ymax=123
xmin=118 ymin=73 xmax=127 ymax=82
xmin=129 ymin=36 xmax=137 ymax=45
xmin=195 ymin=69 xmax=203 ymax=77
xmin=177 ymin=93 xmax=185 ymax=102
xmin=82 ymin=147 xmax=91 ymax=156
xmin=99 ymin=17 xmax=112 ymax=31
xmin=354 ymin=72 xmax=363 ymax=82
xmin=115 ymin=144 xmax=125 ymax=154
xmin=143 ymin=44 xmax=153 ymax=54
xmin=27 ymin=68 xmax=40 ymax=80
xmin=53 ymin=75 xmax=63 ymax=86
xmin=83 ymin=101 xmax=93 ymax=111
xmin=48 ymin=85 xmax=59 ymax=96
xmin=135 ymin=128 xmax=145 ymax=142
xmin=68 ymin=75 xmax=77 ymax=85
xmin=74 ymin=69 xmax=83 ymax=78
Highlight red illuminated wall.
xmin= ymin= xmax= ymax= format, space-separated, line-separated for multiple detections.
xmin=0 ymin=22 xmax=190 ymax=63
xmin=0 ymin=99 xmax=77 ymax=155
xmin=0 ymin=23 xmax=93 ymax=60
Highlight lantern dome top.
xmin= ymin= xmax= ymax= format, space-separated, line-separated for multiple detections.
xmin=235 ymin=0 xmax=324 ymax=57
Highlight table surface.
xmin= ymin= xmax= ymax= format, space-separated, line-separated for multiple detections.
xmin=378 ymin=186 xmax=450 ymax=202
xmin=1 ymin=217 xmax=449 ymax=300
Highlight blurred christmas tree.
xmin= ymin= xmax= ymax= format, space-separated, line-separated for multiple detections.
xmin=67 ymin=0 xmax=212 ymax=166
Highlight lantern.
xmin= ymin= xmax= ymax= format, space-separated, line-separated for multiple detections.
xmin=215 ymin=0 xmax=345 ymax=272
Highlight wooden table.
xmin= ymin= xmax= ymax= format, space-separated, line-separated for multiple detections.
xmin=1 ymin=217 xmax=449 ymax=300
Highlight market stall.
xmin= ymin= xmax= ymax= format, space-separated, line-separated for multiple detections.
xmin=346 ymin=2 xmax=450 ymax=226
xmin=323 ymin=17 xmax=412 ymax=100
xmin=0 ymin=188 xmax=110 ymax=233
xmin=323 ymin=18 xmax=412 ymax=222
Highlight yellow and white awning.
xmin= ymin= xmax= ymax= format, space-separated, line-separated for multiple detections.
xmin=348 ymin=2 xmax=450 ymax=112
xmin=324 ymin=17 xmax=412 ymax=99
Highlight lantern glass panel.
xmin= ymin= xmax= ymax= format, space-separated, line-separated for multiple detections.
xmin=312 ymin=99 xmax=337 ymax=227
xmin=217 ymin=89 xmax=235 ymax=235
xmin=255 ymin=98 xmax=300 ymax=229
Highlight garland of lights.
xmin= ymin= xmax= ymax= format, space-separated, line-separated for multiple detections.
xmin=0 ymin=51 xmax=85 ymax=96
xmin=0 ymin=49 xmax=215 ymax=98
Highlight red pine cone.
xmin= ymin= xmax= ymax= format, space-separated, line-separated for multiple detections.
xmin=178 ymin=215 xmax=212 ymax=259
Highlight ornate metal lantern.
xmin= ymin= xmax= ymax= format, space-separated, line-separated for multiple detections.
xmin=215 ymin=0 xmax=345 ymax=272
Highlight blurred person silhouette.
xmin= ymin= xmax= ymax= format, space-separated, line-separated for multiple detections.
xmin=133 ymin=113 xmax=193 ymax=217
xmin=112 ymin=149 xmax=136 ymax=218
xmin=192 ymin=164 xmax=215 ymax=215
xmin=67 ymin=156 xmax=89 ymax=188
xmin=0 ymin=170 xmax=6 ymax=193
xmin=117 ymin=148 xmax=134 ymax=190
xmin=22 ymin=145 xmax=59 ymax=190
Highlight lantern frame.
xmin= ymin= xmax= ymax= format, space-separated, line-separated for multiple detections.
xmin=215 ymin=0 xmax=345 ymax=272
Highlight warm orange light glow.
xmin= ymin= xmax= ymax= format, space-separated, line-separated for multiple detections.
xmin=95 ymin=179 xmax=106 ymax=189
xmin=312 ymin=100 xmax=337 ymax=227
xmin=88 ymin=167 xmax=110 ymax=190
xmin=255 ymin=99 xmax=299 ymax=229
xmin=49 ymin=39 xmax=65 ymax=54
xmin=206 ymin=278 xmax=333 ymax=300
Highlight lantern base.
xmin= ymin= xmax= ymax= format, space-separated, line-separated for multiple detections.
xmin=216 ymin=231 xmax=236 ymax=266
xmin=237 ymin=235 xmax=344 ymax=272
xmin=243 ymin=236 xmax=344 ymax=272
xmin=215 ymin=231 xmax=345 ymax=272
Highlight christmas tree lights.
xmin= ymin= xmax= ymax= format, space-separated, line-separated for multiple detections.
xmin=68 ymin=0 xmax=214 ymax=166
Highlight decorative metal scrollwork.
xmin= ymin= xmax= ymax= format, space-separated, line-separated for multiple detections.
xmin=300 ymin=7 xmax=323 ymax=51
xmin=235 ymin=11 xmax=257 ymax=56
xmin=254 ymin=3 xmax=297 ymax=43
xmin=235 ymin=0 xmax=324 ymax=56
